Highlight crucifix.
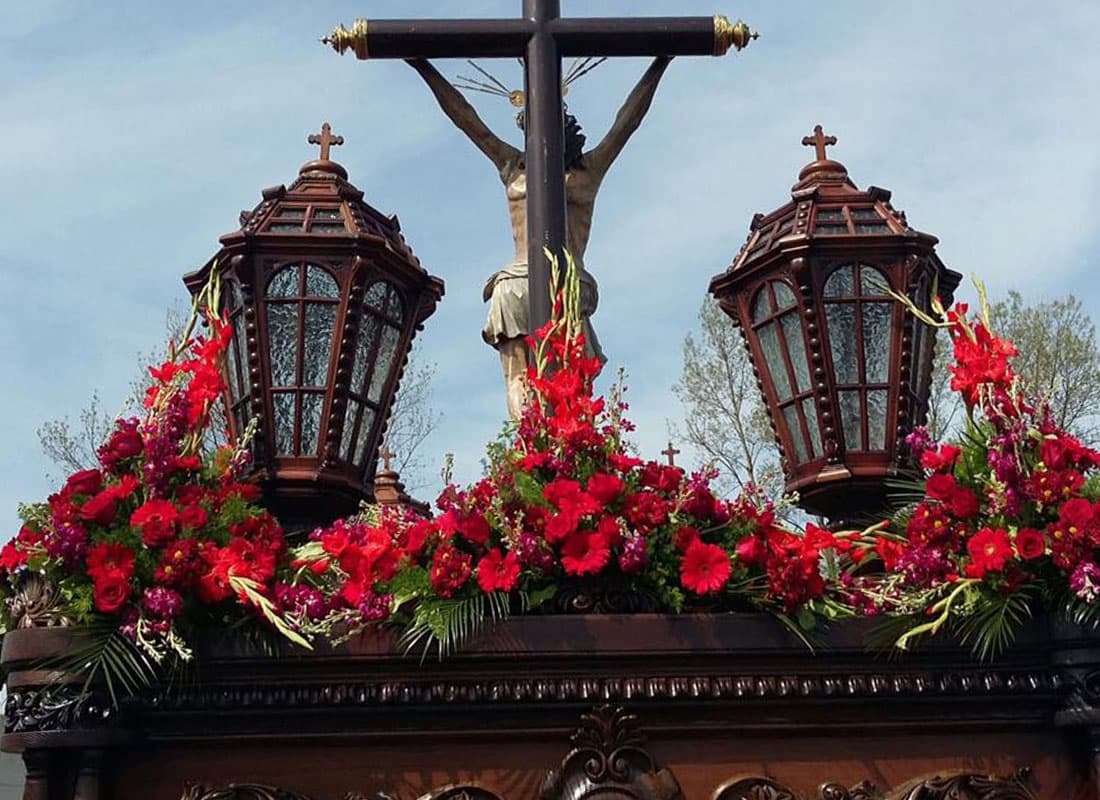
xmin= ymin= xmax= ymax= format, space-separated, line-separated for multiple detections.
xmin=802 ymin=124 xmax=837 ymax=162
xmin=661 ymin=441 xmax=681 ymax=468
xmin=322 ymin=3 xmax=756 ymax=382
xmin=308 ymin=122 xmax=344 ymax=162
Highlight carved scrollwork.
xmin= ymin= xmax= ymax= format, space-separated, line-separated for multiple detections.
xmin=181 ymin=784 xmax=315 ymax=800
xmin=551 ymin=579 xmax=661 ymax=614
xmin=10 ymin=572 xmax=73 ymax=629
xmin=4 ymin=685 xmax=113 ymax=734
xmin=819 ymin=783 xmax=881 ymax=800
xmin=889 ymin=768 xmax=1036 ymax=800
xmin=541 ymin=705 xmax=682 ymax=800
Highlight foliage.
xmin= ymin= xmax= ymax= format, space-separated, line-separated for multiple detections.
xmin=673 ymin=298 xmax=783 ymax=499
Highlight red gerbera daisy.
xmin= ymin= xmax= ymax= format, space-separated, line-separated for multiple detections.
xmin=560 ymin=532 xmax=611 ymax=576
xmin=680 ymin=541 xmax=731 ymax=595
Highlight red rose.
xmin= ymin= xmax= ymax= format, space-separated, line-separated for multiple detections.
xmin=1014 ymin=528 xmax=1046 ymax=560
xmin=179 ymin=504 xmax=209 ymax=531
xmin=681 ymin=542 xmax=731 ymax=595
xmin=560 ymin=532 xmax=611 ymax=576
xmin=93 ymin=575 xmax=132 ymax=613
xmin=86 ymin=542 xmax=135 ymax=583
xmin=77 ymin=490 xmax=119 ymax=526
xmin=476 ymin=548 xmax=521 ymax=593
xmin=925 ymin=473 xmax=957 ymax=502
xmin=131 ymin=499 xmax=179 ymax=547
xmin=458 ymin=513 xmax=491 ymax=546
xmin=98 ymin=422 xmax=143 ymax=472
xmin=586 ymin=473 xmax=624 ymax=506
xmin=64 ymin=469 xmax=103 ymax=497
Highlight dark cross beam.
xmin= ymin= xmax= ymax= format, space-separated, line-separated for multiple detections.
xmin=324 ymin=2 xmax=755 ymax=334
xmin=661 ymin=441 xmax=681 ymax=467
xmin=802 ymin=124 xmax=836 ymax=162
xmin=308 ymin=122 xmax=344 ymax=161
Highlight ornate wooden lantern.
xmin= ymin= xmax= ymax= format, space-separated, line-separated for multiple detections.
xmin=709 ymin=126 xmax=960 ymax=519
xmin=184 ymin=124 xmax=444 ymax=527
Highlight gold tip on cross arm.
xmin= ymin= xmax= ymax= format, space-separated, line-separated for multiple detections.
xmin=322 ymin=18 xmax=369 ymax=59
xmin=713 ymin=15 xmax=758 ymax=56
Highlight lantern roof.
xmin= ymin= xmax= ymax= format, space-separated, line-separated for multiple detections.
xmin=226 ymin=122 xmax=421 ymax=268
xmin=726 ymin=125 xmax=955 ymax=296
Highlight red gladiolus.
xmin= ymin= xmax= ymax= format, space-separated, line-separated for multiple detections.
xmin=597 ymin=515 xmax=624 ymax=548
xmin=476 ymin=548 xmax=521 ymax=593
xmin=874 ymin=538 xmax=906 ymax=571
xmin=560 ymin=532 xmax=611 ymax=576
xmin=920 ymin=444 xmax=961 ymax=473
xmin=1014 ymin=528 xmax=1046 ymax=560
xmin=680 ymin=542 xmax=731 ymax=595
xmin=966 ymin=527 xmax=1014 ymax=577
xmin=131 ymin=499 xmax=180 ymax=547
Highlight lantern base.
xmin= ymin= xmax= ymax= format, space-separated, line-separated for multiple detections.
xmin=793 ymin=466 xmax=912 ymax=527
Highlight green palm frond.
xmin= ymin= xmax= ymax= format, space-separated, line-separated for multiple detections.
xmin=43 ymin=625 xmax=159 ymax=706
xmin=398 ymin=590 xmax=521 ymax=661
xmin=954 ymin=589 xmax=1034 ymax=661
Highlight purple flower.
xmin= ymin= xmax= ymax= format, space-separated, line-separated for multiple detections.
xmin=905 ymin=427 xmax=933 ymax=459
xmin=517 ymin=532 xmax=554 ymax=572
xmin=618 ymin=534 xmax=648 ymax=574
xmin=1071 ymin=562 xmax=1100 ymax=603
xmin=358 ymin=591 xmax=392 ymax=622
xmin=143 ymin=586 xmax=184 ymax=620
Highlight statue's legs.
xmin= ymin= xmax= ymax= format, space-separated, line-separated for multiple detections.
xmin=499 ymin=337 xmax=529 ymax=420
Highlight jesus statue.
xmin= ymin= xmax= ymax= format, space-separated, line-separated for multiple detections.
xmin=407 ymin=56 xmax=673 ymax=419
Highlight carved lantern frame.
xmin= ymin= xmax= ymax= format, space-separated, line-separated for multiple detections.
xmin=709 ymin=140 xmax=959 ymax=519
xmin=185 ymin=150 xmax=444 ymax=526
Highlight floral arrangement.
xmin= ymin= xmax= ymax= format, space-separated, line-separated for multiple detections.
xmin=286 ymin=258 xmax=854 ymax=653
xmin=841 ymin=285 xmax=1100 ymax=656
xmin=0 ymin=276 xmax=305 ymax=695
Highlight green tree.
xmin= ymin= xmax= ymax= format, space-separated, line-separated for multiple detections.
xmin=672 ymin=297 xmax=783 ymax=498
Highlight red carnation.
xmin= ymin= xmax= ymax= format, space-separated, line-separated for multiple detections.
xmin=476 ymin=548 xmax=521 ymax=593
xmin=965 ymin=527 xmax=1014 ymax=578
xmin=131 ymin=499 xmax=179 ymax=547
xmin=97 ymin=421 xmax=143 ymax=472
xmin=458 ymin=513 xmax=491 ymax=546
xmin=560 ymin=532 xmax=611 ymax=576
xmin=179 ymin=504 xmax=209 ymax=531
xmin=680 ymin=541 xmax=731 ymax=595
xmin=1014 ymin=528 xmax=1046 ymax=560
xmin=78 ymin=490 xmax=118 ymax=526
xmin=93 ymin=574 xmax=132 ymax=613
xmin=430 ymin=546 xmax=472 ymax=597
xmin=86 ymin=542 xmax=135 ymax=583
xmin=947 ymin=487 xmax=981 ymax=520
xmin=64 ymin=469 xmax=103 ymax=497
xmin=925 ymin=473 xmax=957 ymax=502
xmin=586 ymin=473 xmax=624 ymax=506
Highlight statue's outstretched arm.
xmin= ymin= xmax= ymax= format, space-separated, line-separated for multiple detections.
xmin=407 ymin=58 xmax=521 ymax=173
xmin=585 ymin=56 xmax=673 ymax=181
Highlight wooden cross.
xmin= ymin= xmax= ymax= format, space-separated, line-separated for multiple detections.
xmin=379 ymin=444 xmax=395 ymax=473
xmin=802 ymin=124 xmax=836 ymax=162
xmin=308 ymin=122 xmax=344 ymax=162
xmin=662 ymin=441 xmax=680 ymax=467
xmin=323 ymin=3 xmax=755 ymax=334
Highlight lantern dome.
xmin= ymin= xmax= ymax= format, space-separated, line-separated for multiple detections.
xmin=710 ymin=126 xmax=961 ymax=521
xmin=184 ymin=123 xmax=445 ymax=530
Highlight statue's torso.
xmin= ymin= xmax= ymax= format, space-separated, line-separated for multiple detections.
xmin=503 ymin=162 xmax=597 ymax=265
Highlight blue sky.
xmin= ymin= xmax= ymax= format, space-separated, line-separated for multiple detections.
xmin=2 ymin=1 xmax=1099 ymax=536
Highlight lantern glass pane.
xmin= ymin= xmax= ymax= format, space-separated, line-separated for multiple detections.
xmin=757 ymin=322 xmax=792 ymax=401
xmin=839 ymin=390 xmax=862 ymax=451
xmin=802 ymin=397 xmax=822 ymax=458
xmin=867 ymin=389 xmax=888 ymax=451
xmin=302 ymin=303 xmax=336 ymax=387
xmin=313 ymin=208 xmax=343 ymax=221
xmin=780 ymin=312 xmax=810 ymax=393
xmin=305 ymin=265 xmax=339 ymax=298
xmin=855 ymin=222 xmax=891 ymax=235
xmin=275 ymin=207 xmax=306 ymax=219
xmin=862 ymin=302 xmax=893 ymax=383
xmin=368 ymin=326 xmax=401 ymax=404
xmin=311 ymin=222 xmax=347 ymax=234
xmin=273 ymin=392 xmax=296 ymax=455
xmin=823 ymin=265 xmax=854 ymax=298
xmin=266 ymin=303 xmax=298 ymax=387
xmin=850 ymin=207 xmax=881 ymax=221
xmin=772 ymin=282 xmax=796 ymax=311
xmin=352 ymin=316 xmax=382 ymax=396
xmin=228 ymin=280 xmax=243 ymax=310
xmin=751 ymin=287 xmax=772 ymax=323
xmin=299 ymin=394 xmax=324 ymax=456
xmin=234 ymin=323 xmax=249 ymax=395
xmin=387 ymin=291 xmax=405 ymax=325
xmin=366 ymin=282 xmax=390 ymax=312
xmin=816 ymin=208 xmax=845 ymax=222
xmin=782 ymin=404 xmax=809 ymax=463
xmin=355 ymin=406 xmax=377 ymax=466
xmin=825 ymin=304 xmax=858 ymax=384
xmin=268 ymin=266 xmax=300 ymax=297
xmin=342 ymin=399 xmax=361 ymax=461
xmin=858 ymin=265 xmax=891 ymax=296
xmin=227 ymin=334 xmax=242 ymax=401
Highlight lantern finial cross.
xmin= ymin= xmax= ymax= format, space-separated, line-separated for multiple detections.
xmin=802 ymin=124 xmax=837 ymax=162
xmin=661 ymin=441 xmax=681 ymax=468
xmin=379 ymin=444 xmax=395 ymax=473
xmin=308 ymin=122 xmax=344 ymax=162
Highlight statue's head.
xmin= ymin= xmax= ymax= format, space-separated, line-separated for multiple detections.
xmin=514 ymin=108 xmax=587 ymax=168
